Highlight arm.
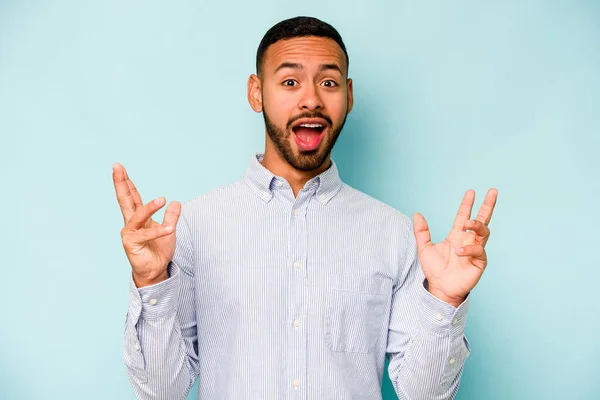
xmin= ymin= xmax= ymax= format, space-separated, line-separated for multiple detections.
xmin=386 ymin=228 xmax=470 ymax=399
xmin=387 ymin=188 xmax=497 ymax=399
xmin=124 ymin=214 xmax=199 ymax=399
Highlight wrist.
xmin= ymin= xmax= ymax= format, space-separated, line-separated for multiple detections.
xmin=427 ymin=286 xmax=466 ymax=308
xmin=133 ymin=269 xmax=169 ymax=288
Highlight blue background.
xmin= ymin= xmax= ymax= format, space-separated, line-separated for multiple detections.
xmin=1 ymin=1 xmax=599 ymax=399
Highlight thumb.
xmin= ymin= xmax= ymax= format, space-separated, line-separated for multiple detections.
xmin=162 ymin=201 xmax=182 ymax=228
xmin=413 ymin=212 xmax=433 ymax=253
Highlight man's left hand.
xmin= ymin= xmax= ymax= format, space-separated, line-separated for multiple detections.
xmin=413 ymin=188 xmax=498 ymax=307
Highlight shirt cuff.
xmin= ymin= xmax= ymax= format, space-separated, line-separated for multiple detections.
xmin=418 ymin=279 xmax=470 ymax=336
xmin=128 ymin=262 xmax=181 ymax=322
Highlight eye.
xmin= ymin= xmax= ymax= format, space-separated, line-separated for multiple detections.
xmin=321 ymin=80 xmax=338 ymax=88
xmin=283 ymin=79 xmax=298 ymax=87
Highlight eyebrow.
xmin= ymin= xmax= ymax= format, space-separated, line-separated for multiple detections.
xmin=274 ymin=62 xmax=343 ymax=75
xmin=319 ymin=63 xmax=343 ymax=74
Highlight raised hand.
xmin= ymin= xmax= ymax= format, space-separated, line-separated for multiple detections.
xmin=413 ymin=189 xmax=498 ymax=307
xmin=112 ymin=163 xmax=181 ymax=288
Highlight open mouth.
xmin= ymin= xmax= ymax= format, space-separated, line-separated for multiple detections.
xmin=292 ymin=122 xmax=326 ymax=151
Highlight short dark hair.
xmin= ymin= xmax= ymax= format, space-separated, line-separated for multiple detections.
xmin=255 ymin=16 xmax=349 ymax=77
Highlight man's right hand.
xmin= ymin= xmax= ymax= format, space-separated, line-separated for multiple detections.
xmin=112 ymin=163 xmax=181 ymax=288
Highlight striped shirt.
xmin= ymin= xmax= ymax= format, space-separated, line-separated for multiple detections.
xmin=124 ymin=153 xmax=471 ymax=400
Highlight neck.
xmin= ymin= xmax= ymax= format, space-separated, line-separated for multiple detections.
xmin=261 ymin=141 xmax=331 ymax=198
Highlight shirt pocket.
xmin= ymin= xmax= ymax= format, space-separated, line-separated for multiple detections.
xmin=323 ymin=274 xmax=390 ymax=354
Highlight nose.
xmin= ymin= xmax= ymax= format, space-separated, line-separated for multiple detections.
xmin=298 ymin=83 xmax=323 ymax=111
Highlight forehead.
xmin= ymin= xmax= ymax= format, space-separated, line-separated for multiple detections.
xmin=263 ymin=36 xmax=347 ymax=74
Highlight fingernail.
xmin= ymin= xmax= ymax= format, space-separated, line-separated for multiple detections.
xmin=154 ymin=197 xmax=163 ymax=205
xmin=457 ymin=247 xmax=464 ymax=254
xmin=164 ymin=225 xmax=173 ymax=232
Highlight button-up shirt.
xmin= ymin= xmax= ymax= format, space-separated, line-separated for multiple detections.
xmin=124 ymin=153 xmax=471 ymax=399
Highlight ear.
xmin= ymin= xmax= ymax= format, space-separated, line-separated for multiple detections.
xmin=247 ymin=74 xmax=263 ymax=113
xmin=346 ymin=78 xmax=354 ymax=114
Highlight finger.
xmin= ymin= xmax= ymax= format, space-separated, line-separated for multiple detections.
xmin=124 ymin=168 xmax=143 ymax=209
xmin=456 ymin=244 xmax=487 ymax=265
xmin=162 ymin=201 xmax=181 ymax=227
xmin=125 ymin=197 xmax=167 ymax=231
xmin=112 ymin=163 xmax=135 ymax=222
xmin=475 ymin=188 xmax=498 ymax=226
xmin=122 ymin=224 xmax=174 ymax=245
xmin=452 ymin=189 xmax=476 ymax=230
xmin=413 ymin=212 xmax=434 ymax=254
xmin=463 ymin=219 xmax=490 ymax=240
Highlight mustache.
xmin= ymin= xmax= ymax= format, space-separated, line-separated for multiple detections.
xmin=286 ymin=112 xmax=333 ymax=130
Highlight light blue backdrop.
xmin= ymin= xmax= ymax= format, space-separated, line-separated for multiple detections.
xmin=1 ymin=1 xmax=598 ymax=399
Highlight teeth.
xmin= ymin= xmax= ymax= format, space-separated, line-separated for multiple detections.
xmin=298 ymin=123 xmax=323 ymax=128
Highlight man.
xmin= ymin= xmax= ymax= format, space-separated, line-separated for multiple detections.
xmin=114 ymin=16 xmax=498 ymax=400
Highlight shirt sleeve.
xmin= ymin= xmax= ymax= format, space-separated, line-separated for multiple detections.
xmin=386 ymin=221 xmax=471 ymax=400
xmin=123 ymin=214 xmax=199 ymax=399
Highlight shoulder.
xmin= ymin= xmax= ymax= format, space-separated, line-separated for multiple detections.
xmin=179 ymin=179 xmax=248 ymax=219
xmin=339 ymin=183 xmax=413 ymax=230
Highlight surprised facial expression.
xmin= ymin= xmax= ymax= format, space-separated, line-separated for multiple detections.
xmin=249 ymin=36 xmax=354 ymax=171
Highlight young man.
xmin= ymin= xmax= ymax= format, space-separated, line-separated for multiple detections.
xmin=114 ymin=16 xmax=498 ymax=400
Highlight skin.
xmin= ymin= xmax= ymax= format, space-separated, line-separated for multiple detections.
xmin=414 ymin=188 xmax=498 ymax=306
xmin=247 ymin=36 xmax=353 ymax=198
xmin=112 ymin=34 xmax=499 ymax=308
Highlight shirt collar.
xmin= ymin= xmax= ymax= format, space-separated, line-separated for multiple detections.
xmin=243 ymin=152 xmax=342 ymax=204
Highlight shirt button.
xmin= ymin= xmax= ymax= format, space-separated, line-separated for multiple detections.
xmin=275 ymin=180 xmax=283 ymax=187
xmin=293 ymin=261 xmax=301 ymax=269
xmin=293 ymin=379 xmax=300 ymax=388
xmin=449 ymin=358 xmax=456 ymax=365
xmin=435 ymin=313 xmax=443 ymax=321
xmin=293 ymin=209 xmax=299 ymax=216
xmin=293 ymin=319 xmax=300 ymax=328
xmin=149 ymin=299 xmax=158 ymax=305
xmin=452 ymin=317 xmax=458 ymax=325
xmin=134 ymin=343 xmax=140 ymax=351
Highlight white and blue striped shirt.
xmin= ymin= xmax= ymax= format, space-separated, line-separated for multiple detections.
xmin=124 ymin=153 xmax=471 ymax=400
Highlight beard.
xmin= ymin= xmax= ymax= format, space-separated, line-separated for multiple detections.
xmin=262 ymin=107 xmax=347 ymax=172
